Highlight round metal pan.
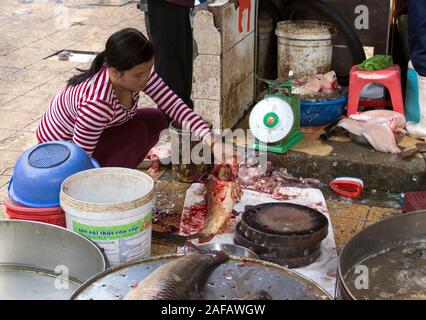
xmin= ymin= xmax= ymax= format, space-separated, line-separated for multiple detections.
xmin=0 ymin=220 xmax=107 ymax=300
xmin=197 ymin=243 xmax=258 ymax=259
xmin=240 ymin=203 xmax=328 ymax=248
xmin=338 ymin=211 xmax=426 ymax=300
xmin=71 ymin=254 xmax=332 ymax=300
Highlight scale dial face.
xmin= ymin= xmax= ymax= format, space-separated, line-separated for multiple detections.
xmin=249 ymin=96 xmax=295 ymax=143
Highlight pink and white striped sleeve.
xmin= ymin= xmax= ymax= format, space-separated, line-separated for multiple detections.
xmin=72 ymin=99 xmax=114 ymax=156
xmin=143 ymin=71 xmax=212 ymax=141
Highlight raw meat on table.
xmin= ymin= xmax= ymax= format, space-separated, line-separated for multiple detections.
xmin=237 ymin=162 xmax=320 ymax=198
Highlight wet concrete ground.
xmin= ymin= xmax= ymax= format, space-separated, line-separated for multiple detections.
xmin=149 ymin=167 xmax=403 ymax=256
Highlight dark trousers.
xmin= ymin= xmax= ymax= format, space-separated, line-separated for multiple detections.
xmin=92 ymin=109 xmax=168 ymax=168
xmin=146 ymin=0 xmax=194 ymax=109
xmin=408 ymin=0 xmax=426 ymax=76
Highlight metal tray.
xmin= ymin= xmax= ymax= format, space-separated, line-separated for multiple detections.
xmin=197 ymin=243 xmax=258 ymax=259
xmin=0 ymin=220 xmax=107 ymax=300
xmin=338 ymin=210 xmax=426 ymax=300
xmin=71 ymin=254 xmax=332 ymax=300
xmin=0 ymin=264 xmax=82 ymax=300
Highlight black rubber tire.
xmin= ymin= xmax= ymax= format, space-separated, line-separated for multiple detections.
xmin=281 ymin=0 xmax=366 ymax=85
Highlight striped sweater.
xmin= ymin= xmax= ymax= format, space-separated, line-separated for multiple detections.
xmin=36 ymin=65 xmax=211 ymax=155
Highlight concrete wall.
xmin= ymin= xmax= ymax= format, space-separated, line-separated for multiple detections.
xmin=192 ymin=0 xmax=256 ymax=130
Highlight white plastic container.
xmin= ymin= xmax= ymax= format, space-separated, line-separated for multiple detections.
xmin=275 ymin=20 xmax=336 ymax=78
xmin=60 ymin=168 xmax=154 ymax=266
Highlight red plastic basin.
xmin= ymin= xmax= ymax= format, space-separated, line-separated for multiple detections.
xmin=3 ymin=195 xmax=66 ymax=228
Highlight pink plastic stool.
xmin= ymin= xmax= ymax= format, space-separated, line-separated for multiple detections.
xmin=347 ymin=64 xmax=404 ymax=117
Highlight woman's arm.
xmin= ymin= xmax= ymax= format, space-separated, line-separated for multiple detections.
xmin=72 ymin=99 xmax=114 ymax=156
xmin=143 ymin=71 xmax=212 ymax=141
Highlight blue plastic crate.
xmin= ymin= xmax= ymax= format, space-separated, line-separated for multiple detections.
xmin=300 ymin=95 xmax=347 ymax=127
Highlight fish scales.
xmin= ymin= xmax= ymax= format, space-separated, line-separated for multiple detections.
xmin=123 ymin=254 xmax=227 ymax=300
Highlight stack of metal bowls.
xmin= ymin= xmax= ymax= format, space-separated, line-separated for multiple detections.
xmin=234 ymin=203 xmax=329 ymax=268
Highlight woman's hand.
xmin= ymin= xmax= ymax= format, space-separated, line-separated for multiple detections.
xmin=204 ymin=133 xmax=242 ymax=165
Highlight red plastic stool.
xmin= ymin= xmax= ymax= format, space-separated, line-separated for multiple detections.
xmin=347 ymin=64 xmax=404 ymax=117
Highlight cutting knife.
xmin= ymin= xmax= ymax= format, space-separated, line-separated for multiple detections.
xmin=151 ymin=230 xmax=207 ymax=247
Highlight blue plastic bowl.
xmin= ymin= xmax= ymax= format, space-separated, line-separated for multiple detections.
xmin=8 ymin=141 xmax=100 ymax=208
xmin=300 ymin=95 xmax=348 ymax=127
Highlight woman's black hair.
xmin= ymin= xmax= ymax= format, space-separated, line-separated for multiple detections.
xmin=67 ymin=28 xmax=154 ymax=86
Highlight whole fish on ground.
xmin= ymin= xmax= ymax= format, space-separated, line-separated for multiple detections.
xmin=337 ymin=110 xmax=406 ymax=154
xmin=123 ymin=252 xmax=229 ymax=300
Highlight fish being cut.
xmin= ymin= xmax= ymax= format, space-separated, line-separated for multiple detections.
xmin=337 ymin=110 xmax=406 ymax=154
xmin=203 ymin=164 xmax=242 ymax=236
xmin=179 ymin=163 xmax=242 ymax=237
xmin=123 ymin=252 xmax=228 ymax=300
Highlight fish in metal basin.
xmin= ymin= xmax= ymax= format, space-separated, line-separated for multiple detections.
xmin=123 ymin=251 xmax=229 ymax=300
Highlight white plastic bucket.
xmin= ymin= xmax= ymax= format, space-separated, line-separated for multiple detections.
xmin=275 ymin=20 xmax=336 ymax=78
xmin=60 ymin=168 xmax=154 ymax=266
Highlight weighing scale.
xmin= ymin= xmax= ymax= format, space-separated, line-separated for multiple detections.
xmin=249 ymin=78 xmax=304 ymax=153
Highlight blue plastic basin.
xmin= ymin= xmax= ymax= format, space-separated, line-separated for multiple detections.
xmin=8 ymin=141 xmax=100 ymax=208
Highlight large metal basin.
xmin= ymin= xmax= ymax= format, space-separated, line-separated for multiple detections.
xmin=338 ymin=211 xmax=426 ymax=300
xmin=71 ymin=254 xmax=332 ymax=300
xmin=0 ymin=220 xmax=107 ymax=300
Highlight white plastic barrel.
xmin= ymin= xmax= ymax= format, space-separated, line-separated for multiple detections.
xmin=275 ymin=20 xmax=336 ymax=78
xmin=60 ymin=168 xmax=154 ymax=266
